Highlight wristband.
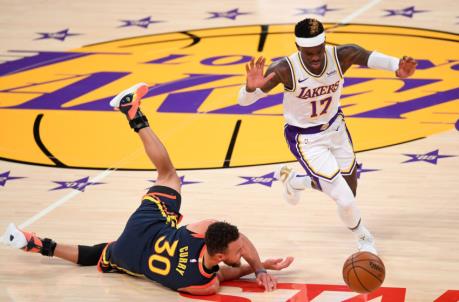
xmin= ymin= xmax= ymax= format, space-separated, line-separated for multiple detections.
xmin=367 ymin=51 xmax=400 ymax=72
xmin=255 ymin=268 xmax=267 ymax=276
xmin=238 ymin=86 xmax=267 ymax=106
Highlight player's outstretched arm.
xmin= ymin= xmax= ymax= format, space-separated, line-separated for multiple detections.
xmin=238 ymin=56 xmax=286 ymax=106
xmin=245 ymin=56 xmax=276 ymax=92
xmin=217 ymin=257 xmax=294 ymax=282
xmin=235 ymin=233 xmax=293 ymax=291
xmin=337 ymin=44 xmax=417 ymax=78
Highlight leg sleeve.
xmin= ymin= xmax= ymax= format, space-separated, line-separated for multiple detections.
xmin=77 ymin=243 xmax=108 ymax=266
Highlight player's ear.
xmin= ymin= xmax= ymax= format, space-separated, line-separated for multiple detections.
xmin=295 ymin=43 xmax=300 ymax=51
xmin=216 ymin=253 xmax=225 ymax=262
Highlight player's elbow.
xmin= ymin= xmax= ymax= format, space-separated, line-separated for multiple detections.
xmin=205 ymin=281 xmax=220 ymax=295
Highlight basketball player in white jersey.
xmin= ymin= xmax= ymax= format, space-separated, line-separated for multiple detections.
xmin=238 ymin=18 xmax=417 ymax=254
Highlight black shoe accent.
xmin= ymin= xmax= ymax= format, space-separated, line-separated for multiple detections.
xmin=349 ymin=218 xmax=362 ymax=231
xmin=119 ymin=93 xmax=134 ymax=114
xmin=129 ymin=111 xmax=149 ymax=132
xmin=9 ymin=235 xmax=14 ymax=241
xmin=41 ymin=238 xmax=57 ymax=257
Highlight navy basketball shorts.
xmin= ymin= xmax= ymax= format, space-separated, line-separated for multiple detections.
xmin=98 ymin=185 xmax=182 ymax=275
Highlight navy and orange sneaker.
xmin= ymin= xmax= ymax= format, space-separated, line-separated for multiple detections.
xmin=110 ymin=83 xmax=150 ymax=132
xmin=2 ymin=223 xmax=56 ymax=256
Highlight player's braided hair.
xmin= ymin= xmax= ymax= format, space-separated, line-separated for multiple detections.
xmin=205 ymin=221 xmax=239 ymax=255
xmin=295 ymin=18 xmax=324 ymax=38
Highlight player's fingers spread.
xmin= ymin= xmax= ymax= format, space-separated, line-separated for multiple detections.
xmin=263 ymin=276 xmax=270 ymax=290
xmin=256 ymin=56 xmax=262 ymax=67
xmin=279 ymin=257 xmax=290 ymax=267
xmin=245 ymin=64 xmax=250 ymax=73
xmin=258 ymin=58 xmax=265 ymax=70
xmin=265 ymin=279 xmax=272 ymax=292
xmin=269 ymin=277 xmax=276 ymax=291
xmin=272 ymin=276 xmax=278 ymax=290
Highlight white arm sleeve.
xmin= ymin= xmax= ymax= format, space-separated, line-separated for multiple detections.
xmin=237 ymin=86 xmax=267 ymax=106
xmin=367 ymin=51 xmax=400 ymax=72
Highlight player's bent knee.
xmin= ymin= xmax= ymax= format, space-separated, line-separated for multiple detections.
xmin=156 ymin=170 xmax=180 ymax=186
xmin=321 ymin=176 xmax=355 ymax=208
xmin=338 ymin=201 xmax=355 ymax=212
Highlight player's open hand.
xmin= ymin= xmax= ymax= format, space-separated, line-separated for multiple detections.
xmin=263 ymin=257 xmax=294 ymax=271
xmin=396 ymin=56 xmax=417 ymax=78
xmin=256 ymin=271 xmax=278 ymax=292
xmin=245 ymin=56 xmax=275 ymax=91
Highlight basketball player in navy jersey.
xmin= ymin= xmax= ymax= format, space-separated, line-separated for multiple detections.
xmin=238 ymin=18 xmax=417 ymax=254
xmin=3 ymin=83 xmax=293 ymax=295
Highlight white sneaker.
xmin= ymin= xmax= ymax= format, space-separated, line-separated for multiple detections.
xmin=274 ymin=165 xmax=301 ymax=205
xmin=2 ymin=223 xmax=27 ymax=249
xmin=109 ymin=82 xmax=148 ymax=108
xmin=358 ymin=233 xmax=378 ymax=255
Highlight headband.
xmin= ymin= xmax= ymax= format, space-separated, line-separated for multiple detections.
xmin=295 ymin=32 xmax=325 ymax=47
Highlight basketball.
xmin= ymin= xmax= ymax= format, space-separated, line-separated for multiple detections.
xmin=342 ymin=251 xmax=385 ymax=293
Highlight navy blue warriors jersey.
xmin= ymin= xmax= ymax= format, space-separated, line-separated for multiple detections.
xmin=98 ymin=186 xmax=219 ymax=291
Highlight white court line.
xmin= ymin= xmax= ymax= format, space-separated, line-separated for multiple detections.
xmin=338 ymin=0 xmax=382 ymax=25
xmin=0 ymin=169 xmax=116 ymax=242
xmin=17 ymin=169 xmax=115 ymax=230
xmin=1 ymin=0 xmax=383 ymax=241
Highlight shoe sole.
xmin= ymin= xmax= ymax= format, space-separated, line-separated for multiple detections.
xmin=2 ymin=223 xmax=27 ymax=248
xmin=109 ymin=82 xmax=149 ymax=109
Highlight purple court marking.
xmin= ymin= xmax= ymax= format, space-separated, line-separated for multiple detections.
xmin=402 ymin=149 xmax=456 ymax=165
xmin=0 ymin=171 xmax=25 ymax=187
xmin=237 ymin=172 xmax=277 ymax=187
xmin=149 ymin=176 xmax=201 ymax=186
xmin=296 ymin=5 xmax=339 ymax=16
xmin=119 ymin=16 xmax=163 ymax=29
xmin=356 ymin=163 xmax=380 ymax=179
xmin=50 ymin=176 xmax=104 ymax=192
xmin=383 ymin=6 xmax=428 ymax=18
xmin=207 ymin=8 xmax=251 ymax=20
xmin=35 ymin=29 xmax=81 ymax=41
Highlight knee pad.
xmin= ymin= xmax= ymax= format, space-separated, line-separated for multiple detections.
xmin=319 ymin=174 xmax=355 ymax=208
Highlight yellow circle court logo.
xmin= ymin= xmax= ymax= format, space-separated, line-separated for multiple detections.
xmin=1 ymin=24 xmax=458 ymax=169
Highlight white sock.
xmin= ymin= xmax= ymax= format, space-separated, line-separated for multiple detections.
xmin=289 ymin=175 xmax=312 ymax=190
xmin=337 ymin=202 xmax=361 ymax=230
xmin=353 ymin=224 xmax=374 ymax=242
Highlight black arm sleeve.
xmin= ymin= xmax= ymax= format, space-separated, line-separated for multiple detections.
xmin=77 ymin=243 xmax=108 ymax=266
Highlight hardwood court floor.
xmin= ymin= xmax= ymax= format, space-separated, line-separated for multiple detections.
xmin=0 ymin=1 xmax=458 ymax=301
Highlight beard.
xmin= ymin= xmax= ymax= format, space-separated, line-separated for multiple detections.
xmin=224 ymin=259 xmax=241 ymax=268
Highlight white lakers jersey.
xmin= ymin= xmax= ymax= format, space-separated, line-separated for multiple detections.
xmin=283 ymin=45 xmax=344 ymax=128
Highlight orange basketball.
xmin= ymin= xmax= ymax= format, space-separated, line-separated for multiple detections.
xmin=342 ymin=251 xmax=385 ymax=293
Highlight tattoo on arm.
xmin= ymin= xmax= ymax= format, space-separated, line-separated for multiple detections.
xmin=337 ymin=44 xmax=372 ymax=74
